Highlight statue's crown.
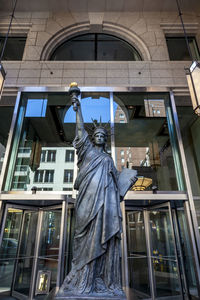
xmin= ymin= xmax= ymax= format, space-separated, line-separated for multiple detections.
xmin=92 ymin=117 xmax=109 ymax=137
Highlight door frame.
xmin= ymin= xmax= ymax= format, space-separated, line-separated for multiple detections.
xmin=123 ymin=200 xmax=191 ymax=300
xmin=0 ymin=201 xmax=68 ymax=300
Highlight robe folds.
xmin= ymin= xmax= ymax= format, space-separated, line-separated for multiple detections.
xmin=58 ymin=131 xmax=124 ymax=296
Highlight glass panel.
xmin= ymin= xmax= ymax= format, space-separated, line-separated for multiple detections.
xmin=166 ymin=37 xmax=200 ymax=61
xmin=175 ymin=101 xmax=200 ymax=195
xmin=0 ymin=37 xmax=26 ymax=60
xmin=50 ymin=34 xmax=95 ymax=60
xmin=35 ymin=210 xmax=61 ymax=298
xmin=114 ymin=92 xmax=184 ymax=191
xmin=97 ymin=34 xmax=141 ymax=61
xmin=4 ymin=92 xmax=110 ymax=192
xmin=38 ymin=210 xmax=61 ymax=260
xmin=25 ymin=99 xmax=47 ymax=117
xmin=64 ymin=208 xmax=75 ymax=277
xmin=149 ymin=209 xmax=181 ymax=297
xmin=176 ymin=100 xmax=200 ymax=230
xmin=36 ymin=259 xmax=58 ymax=294
xmin=14 ymin=212 xmax=38 ymax=295
xmin=0 ymin=208 xmax=23 ymax=292
xmin=50 ymin=33 xmax=142 ymax=61
xmin=126 ymin=211 xmax=151 ymax=299
xmin=176 ymin=208 xmax=198 ymax=298
xmin=0 ymin=106 xmax=14 ymax=176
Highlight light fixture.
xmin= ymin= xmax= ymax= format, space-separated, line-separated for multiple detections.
xmin=186 ymin=62 xmax=200 ymax=116
xmin=0 ymin=0 xmax=18 ymax=100
xmin=176 ymin=0 xmax=200 ymax=116
xmin=132 ymin=176 xmax=152 ymax=191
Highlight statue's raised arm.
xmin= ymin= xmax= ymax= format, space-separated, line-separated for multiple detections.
xmin=69 ymin=82 xmax=85 ymax=139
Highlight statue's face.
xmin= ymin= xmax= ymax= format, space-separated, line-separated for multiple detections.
xmin=94 ymin=132 xmax=106 ymax=146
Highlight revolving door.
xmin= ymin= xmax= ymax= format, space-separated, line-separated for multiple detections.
xmin=0 ymin=201 xmax=74 ymax=300
xmin=125 ymin=201 xmax=199 ymax=300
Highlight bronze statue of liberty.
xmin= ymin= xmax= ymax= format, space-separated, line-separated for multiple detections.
xmin=56 ymin=83 xmax=137 ymax=299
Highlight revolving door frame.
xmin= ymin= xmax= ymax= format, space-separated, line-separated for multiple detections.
xmin=0 ymin=197 xmax=73 ymax=300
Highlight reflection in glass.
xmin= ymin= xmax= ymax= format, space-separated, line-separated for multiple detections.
xmin=176 ymin=103 xmax=200 ymax=228
xmin=64 ymin=208 xmax=75 ymax=277
xmin=14 ymin=258 xmax=34 ymax=295
xmin=0 ymin=106 xmax=14 ymax=175
xmin=126 ymin=211 xmax=151 ymax=299
xmin=6 ymin=93 xmax=110 ymax=192
xmin=14 ymin=212 xmax=38 ymax=295
xmin=149 ymin=210 xmax=180 ymax=297
xmin=64 ymin=97 xmax=110 ymax=123
xmin=50 ymin=33 xmax=142 ymax=61
xmin=176 ymin=209 xmax=198 ymax=297
xmin=0 ymin=208 xmax=22 ymax=292
xmin=114 ymin=93 xmax=183 ymax=191
xmin=37 ymin=259 xmax=58 ymax=292
xmin=25 ymin=99 xmax=47 ymax=117
xmin=39 ymin=211 xmax=61 ymax=259
xmin=36 ymin=270 xmax=51 ymax=294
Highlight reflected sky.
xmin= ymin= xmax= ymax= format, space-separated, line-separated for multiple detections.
xmin=64 ymin=97 xmax=112 ymax=123
xmin=25 ymin=99 xmax=47 ymax=117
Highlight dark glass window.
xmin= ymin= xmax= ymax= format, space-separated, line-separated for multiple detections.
xmin=50 ymin=33 xmax=142 ymax=61
xmin=34 ymin=170 xmax=44 ymax=183
xmin=40 ymin=150 xmax=56 ymax=162
xmin=41 ymin=150 xmax=46 ymax=162
xmin=0 ymin=37 xmax=26 ymax=60
xmin=37 ymin=187 xmax=53 ymax=191
xmin=64 ymin=170 xmax=73 ymax=183
xmin=34 ymin=170 xmax=54 ymax=183
xmin=65 ymin=150 xmax=74 ymax=162
xmin=166 ymin=37 xmax=200 ymax=61
xmin=44 ymin=170 xmax=54 ymax=183
xmin=47 ymin=150 xmax=56 ymax=162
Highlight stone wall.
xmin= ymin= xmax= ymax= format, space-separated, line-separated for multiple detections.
xmin=0 ymin=10 xmax=199 ymax=89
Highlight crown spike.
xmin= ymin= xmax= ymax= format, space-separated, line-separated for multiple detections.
xmin=91 ymin=118 xmax=97 ymax=128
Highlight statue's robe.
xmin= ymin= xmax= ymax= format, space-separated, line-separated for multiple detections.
xmin=58 ymin=131 xmax=124 ymax=296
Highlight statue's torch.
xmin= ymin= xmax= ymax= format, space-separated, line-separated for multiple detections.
xmin=69 ymin=82 xmax=81 ymax=111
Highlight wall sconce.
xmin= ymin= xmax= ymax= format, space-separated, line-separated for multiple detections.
xmin=0 ymin=63 xmax=5 ymax=99
xmin=186 ymin=61 xmax=200 ymax=116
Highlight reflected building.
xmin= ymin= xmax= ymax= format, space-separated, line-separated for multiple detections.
xmin=0 ymin=1 xmax=200 ymax=300
xmin=11 ymin=146 xmax=75 ymax=192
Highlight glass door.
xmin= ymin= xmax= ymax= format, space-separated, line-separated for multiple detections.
xmin=126 ymin=202 xmax=184 ymax=300
xmin=11 ymin=207 xmax=63 ymax=300
xmin=126 ymin=209 xmax=151 ymax=299
xmin=34 ymin=208 xmax=62 ymax=298
xmin=148 ymin=203 xmax=183 ymax=299
xmin=0 ymin=207 xmax=23 ymax=294
xmin=12 ymin=211 xmax=38 ymax=298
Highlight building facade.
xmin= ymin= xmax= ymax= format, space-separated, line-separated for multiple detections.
xmin=0 ymin=1 xmax=200 ymax=299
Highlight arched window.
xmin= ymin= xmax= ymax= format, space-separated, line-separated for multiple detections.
xmin=50 ymin=33 xmax=142 ymax=61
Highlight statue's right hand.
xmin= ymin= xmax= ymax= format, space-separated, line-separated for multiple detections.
xmin=73 ymin=104 xmax=78 ymax=111
xmin=72 ymin=96 xmax=80 ymax=111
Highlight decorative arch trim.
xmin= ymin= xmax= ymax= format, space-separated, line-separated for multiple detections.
xmin=40 ymin=22 xmax=151 ymax=61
